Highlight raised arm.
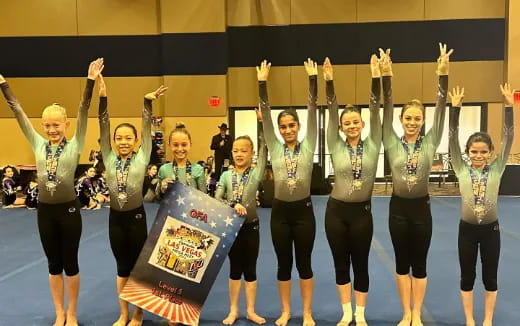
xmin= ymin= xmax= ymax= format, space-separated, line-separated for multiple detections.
xmin=367 ymin=54 xmax=382 ymax=145
xmin=323 ymin=58 xmax=342 ymax=151
xmin=142 ymin=86 xmax=168 ymax=161
xmin=495 ymin=83 xmax=515 ymax=169
xmin=304 ymin=58 xmax=318 ymax=151
xmin=380 ymin=48 xmax=399 ymax=147
xmin=97 ymin=75 xmax=112 ymax=160
xmin=425 ymin=43 xmax=452 ymax=147
xmin=0 ymin=74 xmax=41 ymax=146
xmin=257 ymin=60 xmax=278 ymax=148
xmin=255 ymin=109 xmax=268 ymax=179
xmin=75 ymin=58 xmax=103 ymax=149
xmin=448 ymin=86 xmax=465 ymax=173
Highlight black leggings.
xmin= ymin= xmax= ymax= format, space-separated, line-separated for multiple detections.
xmin=3 ymin=193 xmax=16 ymax=206
xmin=458 ymin=220 xmax=500 ymax=292
xmin=389 ymin=194 xmax=432 ymax=279
xmin=109 ymin=205 xmax=148 ymax=277
xmin=325 ymin=197 xmax=373 ymax=292
xmin=228 ymin=220 xmax=260 ymax=282
xmin=37 ymin=199 xmax=82 ymax=276
xmin=271 ymin=197 xmax=315 ymax=281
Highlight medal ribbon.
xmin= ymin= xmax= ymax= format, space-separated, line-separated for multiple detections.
xmin=284 ymin=143 xmax=300 ymax=185
xmin=401 ymin=136 xmax=423 ymax=178
xmin=346 ymin=140 xmax=363 ymax=181
xmin=45 ymin=137 xmax=67 ymax=183
xmin=173 ymin=160 xmax=192 ymax=186
xmin=469 ymin=165 xmax=489 ymax=209
xmin=232 ymin=167 xmax=251 ymax=205
xmin=116 ymin=153 xmax=134 ymax=195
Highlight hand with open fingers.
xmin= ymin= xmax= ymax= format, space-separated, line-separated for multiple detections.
xmin=304 ymin=58 xmax=318 ymax=76
xmin=0 ymin=74 xmax=5 ymax=84
xmin=370 ymin=54 xmax=381 ymax=78
xmin=378 ymin=48 xmax=392 ymax=77
xmin=323 ymin=57 xmax=333 ymax=81
xmin=98 ymin=74 xmax=107 ymax=97
xmin=436 ymin=43 xmax=454 ymax=76
xmin=255 ymin=107 xmax=262 ymax=121
xmin=256 ymin=60 xmax=271 ymax=81
xmin=145 ymin=85 xmax=168 ymax=100
xmin=88 ymin=58 xmax=104 ymax=80
xmin=500 ymin=83 xmax=515 ymax=106
xmin=235 ymin=203 xmax=247 ymax=216
xmin=448 ymin=86 xmax=465 ymax=107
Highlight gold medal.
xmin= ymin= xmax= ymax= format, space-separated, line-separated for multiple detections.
xmin=352 ymin=179 xmax=362 ymax=191
xmin=474 ymin=204 xmax=485 ymax=218
xmin=406 ymin=174 xmax=418 ymax=185
xmin=46 ymin=180 xmax=57 ymax=194
xmin=117 ymin=192 xmax=128 ymax=208
xmin=287 ymin=178 xmax=297 ymax=193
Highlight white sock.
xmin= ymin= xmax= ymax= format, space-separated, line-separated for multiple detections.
xmin=355 ymin=305 xmax=366 ymax=323
xmin=340 ymin=302 xmax=352 ymax=323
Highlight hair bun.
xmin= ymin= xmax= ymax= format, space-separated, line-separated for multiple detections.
xmin=175 ymin=122 xmax=186 ymax=129
xmin=410 ymin=99 xmax=422 ymax=106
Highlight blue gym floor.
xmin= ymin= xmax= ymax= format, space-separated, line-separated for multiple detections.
xmin=1 ymin=196 xmax=519 ymax=326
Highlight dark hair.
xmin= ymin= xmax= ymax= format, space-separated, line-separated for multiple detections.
xmin=277 ymin=109 xmax=300 ymax=125
xmin=465 ymin=132 xmax=494 ymax=154
xmin=339 ymin=104 xmax=361 ymax=123
xmin=169 ymin=122 xmax=192 ymax=143
xmin=400 ymin=99 xmax=425 ymax=119
xmin=234 ymin=135 xmax=254 ymax=150
xmin=2 ymin=165 xmax=17 ymax=175
xmin=114 ymin=123 xmax=138 ymax=140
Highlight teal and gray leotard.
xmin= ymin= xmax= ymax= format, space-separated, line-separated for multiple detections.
xmin=382 ymin=75 xmax=448 ymax=198
xmin=157 ymin=162 xmax=206 ymax=194
xmin=98 ymin=96 xmax=152 ymax=212
xmin=327 ymin=78 xmax=382 ymax=202
xmin=449 ymin=106 xmax=514 ymax=224
xmin=259 ymin=76 xmax=317 ymax=201
xmin=1 ymin=79 xmax=94 ymax=204
xmin=216 ymin=135 xmax=267 ymax=223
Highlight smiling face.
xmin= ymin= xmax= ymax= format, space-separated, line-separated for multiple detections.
xmin=232 ymin=138 xmax=254 ymax=169
xmin=148 ymin=165 xmax=158 ymax=177
xmin=468 ymin=142 xmax=491 ymax=169
xmin=340 ymin=110 xmax=365 ymax=140
xmin=170 ymin=132 xmax=191 ymax=162
xmin=4 ymin=167 xmax=14 ymax=178
xmin=278 ymin=114 xmax=300 ymax=145
xmin=42 ymin=110 xmax=69 ymax=144
xmin=114 ymin=126 xmax=137 ymax=157
xmin=400 ymin=105 xmax=424 ymax=138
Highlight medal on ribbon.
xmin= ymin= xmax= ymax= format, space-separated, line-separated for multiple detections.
xmin=232 ymin=168 xmax=251 ymax=206
xmin=470 ymin=165 xmax=489 ymax=223
xmin=401 ymin=136 xmax=423 ymax=191
xmin=284 ymin=143 xmax=300 ymax=194
xmin=116 ymin=153 xmax=134 ymax=209
xmin=173 ymin=161 xmax=192 ymax=186
xmin=45 ymin=138 xmax=67 ymax=196
xmin=347 ymin=140 xmax=363 ymax=192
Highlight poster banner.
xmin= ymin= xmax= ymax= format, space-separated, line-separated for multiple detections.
xmin=120 ymin=182 xmax=241 ymax=325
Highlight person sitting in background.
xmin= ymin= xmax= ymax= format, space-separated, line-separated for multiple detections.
xmin=24 ymin=172 xmax=39 ymax=210
xmin=207 ymin=172 xmax=217 ymax=197
xmin=76 ymin=167 xmax=100 ymax=209
xmin=94 ymin=171 xmax=110 ymax=206
xmin=2 ymin=165 xmax=26 ymax=208
xmin=143 ymin=164 xmax=158 ymax=202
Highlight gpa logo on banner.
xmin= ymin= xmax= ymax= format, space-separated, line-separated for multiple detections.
xmin=149 ymin=217 xmax=220 ymax=283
